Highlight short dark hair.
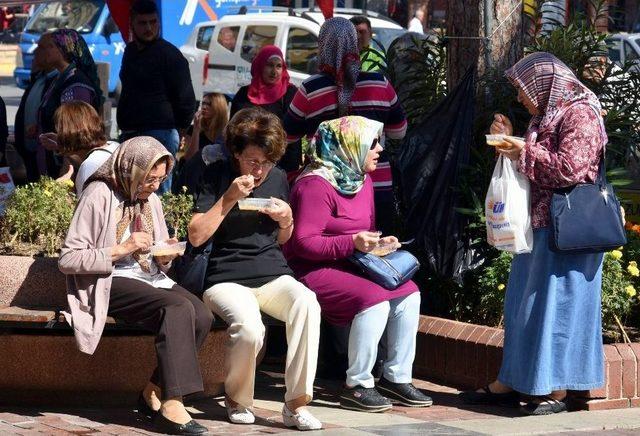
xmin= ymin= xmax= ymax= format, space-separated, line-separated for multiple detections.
xmin=130 ymin=0 xmax=158 ymax=18
xmin=224 ymin=108 xmax=286 ymax=163
xmin=349 ymin=15 xmax=371 ymax=29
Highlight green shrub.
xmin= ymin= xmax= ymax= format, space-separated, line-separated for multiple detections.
xmin=1 ymin=178 xmax=76 ymax=256
xmin=160 ymin=187 xmax=194 ymax=240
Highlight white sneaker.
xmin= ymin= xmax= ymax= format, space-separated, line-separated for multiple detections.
xmin=282 ymin=404 xmax=322 ymax=431
xmin=225 ymin=400 xmax=255 ymax=424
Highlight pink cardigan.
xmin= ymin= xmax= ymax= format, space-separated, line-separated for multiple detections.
xmin=58 ymin=181 xmax=170 ymax=355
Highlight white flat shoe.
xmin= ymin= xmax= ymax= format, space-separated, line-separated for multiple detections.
xmin=282 ymin=404 xmax=322 ymax=431
xmin=225 ymin=399 xmax=255 ymax=424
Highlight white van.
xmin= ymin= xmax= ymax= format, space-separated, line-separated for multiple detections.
xmin=182 ymin=8 xmax=405 ymax=99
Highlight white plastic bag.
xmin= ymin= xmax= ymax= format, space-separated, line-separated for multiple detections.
xmin=0 ymin=167 xmax=15 ymax=216
xmin=485 ymin=156 xmax=533 ymax=253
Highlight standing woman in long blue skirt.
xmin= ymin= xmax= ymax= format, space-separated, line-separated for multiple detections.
xmin=461 ymin=52 xmax=607 ymax=415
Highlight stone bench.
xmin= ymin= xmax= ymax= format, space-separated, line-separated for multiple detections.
xmin=0 ymin=255 xmax=276 ymax=406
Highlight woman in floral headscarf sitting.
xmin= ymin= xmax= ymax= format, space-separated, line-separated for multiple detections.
xmin=285 ymin=116 xmax=433 ymax=413
xmin=282 ymin=16 xmax=406 ymax=233
xmin=59 ymin=137 xmax=211 ymax=435
xmin=35 ymin=28 xmax=104 ymax=177
xmin=460 ymin=53 xmax=608 ymax=416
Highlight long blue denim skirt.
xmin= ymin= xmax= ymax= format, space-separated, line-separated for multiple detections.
xmin=497 ymin=228 xmax=605 ymax=395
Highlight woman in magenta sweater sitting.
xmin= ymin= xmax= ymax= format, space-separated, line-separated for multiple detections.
xmin=285 ymin=116 xmax=432 ymax=413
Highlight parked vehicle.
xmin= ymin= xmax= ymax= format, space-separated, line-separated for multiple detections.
xmin=606 ymin=33 xmax=640 ymax=72
xmin=14 ymin=0 xmax=268 ymax=95
xmin=184 ymin=7 xmax=405 ymax=98
xmin=180 ymin=21 xmax=216 ymax=103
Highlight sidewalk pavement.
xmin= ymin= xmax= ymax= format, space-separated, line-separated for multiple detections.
xmin=2 ymin=364 xmax=640 ymax=435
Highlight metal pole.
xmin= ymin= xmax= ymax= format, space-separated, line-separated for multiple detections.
xmin=483 ymin=0 xmax=492 ymax=71
xmin=362 ymin=0 xmax=367 ymax=15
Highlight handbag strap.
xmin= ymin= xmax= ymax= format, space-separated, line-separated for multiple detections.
xmin=596 ymin=149 xmax=607 ymax=186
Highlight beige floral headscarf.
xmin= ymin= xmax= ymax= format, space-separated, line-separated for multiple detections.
xmin=88 ymin=136 xmax=173 ymax=272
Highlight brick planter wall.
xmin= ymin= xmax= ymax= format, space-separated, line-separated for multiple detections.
xmin=413 ymin=315 xmax=640 ymax=411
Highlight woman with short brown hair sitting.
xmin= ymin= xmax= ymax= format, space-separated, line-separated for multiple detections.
xmin=187 ymin=107 xmax=322 ymax=430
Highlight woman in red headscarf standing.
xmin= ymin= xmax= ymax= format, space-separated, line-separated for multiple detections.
xmin=230 ymin=45 xmax=298 ymax=121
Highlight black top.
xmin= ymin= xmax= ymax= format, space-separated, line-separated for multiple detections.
xmin=186 ymin=125 xmax=220 ymax=149
xmin=230 ymin=84 xmax=298 ymax=121
xmin=190 ymin=159 xmax=293 ymax=288
xmin=39 ymin=68 xmax=100 ymax=134
xmin=117 ymin=38 xmax=196 ymax=131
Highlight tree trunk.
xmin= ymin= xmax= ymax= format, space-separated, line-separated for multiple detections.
xmin=446 ymin=0 xmax=524 ymax=89
xmin=488 ymin=0 xmax=525 ymax=74
xmin=446 ymin=0 xmax=481 ymax=89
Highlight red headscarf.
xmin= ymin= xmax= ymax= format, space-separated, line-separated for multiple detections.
xmin=247 ymin=45 xmax=291 ymax=105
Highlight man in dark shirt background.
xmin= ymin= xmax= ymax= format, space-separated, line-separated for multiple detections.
xmin=117 ymin=0 xmax=195 ymax=194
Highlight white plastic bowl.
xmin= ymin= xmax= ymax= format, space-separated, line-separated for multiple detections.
xmin=237 ymin=198 xmax=276 ymax=211
xmin=149 ymin=241 xmax=187 ymax=257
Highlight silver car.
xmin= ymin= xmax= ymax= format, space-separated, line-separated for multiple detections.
xmin=607 ymin=33 xmax=640 ymax=72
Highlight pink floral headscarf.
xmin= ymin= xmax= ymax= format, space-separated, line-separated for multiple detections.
xmin=505 ymin=52 xmax=604 ymax=137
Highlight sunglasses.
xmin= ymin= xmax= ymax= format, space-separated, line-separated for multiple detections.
xmin=370 ymin=137 xmax=382 ymax=150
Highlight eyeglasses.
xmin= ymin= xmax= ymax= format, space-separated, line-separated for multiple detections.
xmin=142 ymin=175 xmax=168 ymax=186
xmin=201 ymin=101 xmax=211 ymax=107
xmin=239 ymin=158 xmax=275 ymax=172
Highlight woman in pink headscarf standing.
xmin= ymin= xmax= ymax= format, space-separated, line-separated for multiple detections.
xmin=230 ymin=45 xmax=298 ymax=121
xmin=460 ymin=52 xmax=608 ymax=416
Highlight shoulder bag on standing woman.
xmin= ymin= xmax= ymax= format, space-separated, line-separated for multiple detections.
xmin=549 ymin=152 xmax=627 ymax=253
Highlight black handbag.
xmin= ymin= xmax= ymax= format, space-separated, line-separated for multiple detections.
xmin=549 ymin=158 xmax=627 ymax=254
xmin=349 ymin=250 xmax=420 ymax=290
xmin=173 ymin=239 xmax=213 ymax=295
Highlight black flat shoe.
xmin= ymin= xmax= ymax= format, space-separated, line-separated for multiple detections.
xmin=520 ymin=396 xmax=567 ymax=416
xmin=459 ymin=385 xmax=520 ymax=407
xmin=377 ymin=376 xmax=433 ymax=407
xmin=136 ymin=393 xmax=158 ymax=418
xmin=153 ymin=413 xmax=208 ymax=435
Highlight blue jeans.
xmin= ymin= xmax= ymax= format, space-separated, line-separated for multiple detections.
xmin=346 ymin=292 xmax=421 ymax=388
xmin=120 ymin=128 xmax=179 ymax=195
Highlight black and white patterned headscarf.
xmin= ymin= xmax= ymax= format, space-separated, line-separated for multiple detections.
xmin=318 ymin=17 xmax=361 ymax=116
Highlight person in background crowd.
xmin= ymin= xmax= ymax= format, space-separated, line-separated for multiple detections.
xmin=0 ymin=96 xmax=7 ymax=166
xmin=283 ymin=17 xmax=407 ymax=235
xmin=37 ymin=29 xmax=103 ymax=178
xmin=218 ymin=27 xmax=238 ymax=52
xmin=117 ymin=0 xmax=196 ymax=195
xmin=285 ymin=116 xmax=432 ymax=413
xmin=187 ymin=108 xmax=322 ymax=430
xmin=59 ymin=137 xmax=211 ymax=435
xmin=0 ymin=7 xmax=15 ymax=31
xmin=53 ymin=101 xmax=119 ymax=196
xmin=408 ymin=9 xmax=425 ymax=34
xmin=183 ymin=92 xmax=228 ymax=161
xmin=14 ymin=45 xmax=59 ymax=182
xmin=349 ymin=16 xmax=386 ymax=72
xmin=460 ymin=52 xmax=608 ymax=416
xmin=230 ymin=45 xmax=297 ymax=122
xmin=231 ymin=45 xmax=298 ymax=170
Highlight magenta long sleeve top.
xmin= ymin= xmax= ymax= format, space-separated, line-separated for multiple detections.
xmin=285 ymin=175 xmax=418 ymax=325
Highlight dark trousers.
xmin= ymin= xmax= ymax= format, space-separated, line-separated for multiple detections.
xmin=109 ymin=278 xmax=214 ymax=400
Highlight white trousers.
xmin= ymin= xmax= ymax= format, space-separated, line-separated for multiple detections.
xmin=202 ymin=275 xmax=321 ymax=407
